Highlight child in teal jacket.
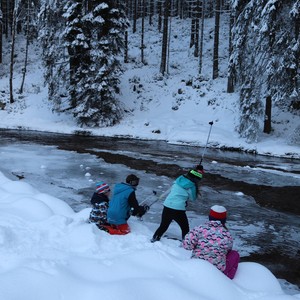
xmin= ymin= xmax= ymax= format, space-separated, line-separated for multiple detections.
xmin=151 ymin=165 xmax=204 ymax=242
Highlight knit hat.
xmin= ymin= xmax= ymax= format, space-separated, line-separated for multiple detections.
xmin=188 ymin=164 xmax=204 ymax=180
xmin=95 ymin=181 xmax=110 ymax=194
xmin=209 ymin=205 xmax=227 ymax=224
xmin=126 ymin=174 xmax=140 ymax=186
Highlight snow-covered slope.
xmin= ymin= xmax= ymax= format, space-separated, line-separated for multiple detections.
xmin=0 ymin=17 xmax=299 ymax=158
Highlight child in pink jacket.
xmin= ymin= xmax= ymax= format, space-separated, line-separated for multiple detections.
xmin=182 ymin=205 xmax=239 ymax=279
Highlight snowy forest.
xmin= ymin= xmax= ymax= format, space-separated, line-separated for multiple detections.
xmin=0 ymin=0 xmax=299 ymax=142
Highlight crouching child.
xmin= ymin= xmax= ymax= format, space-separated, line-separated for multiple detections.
xmin=182 ymin=205 xmax=239 ymax=279
xmin=89 ymin=181 xmax=111 ymax=229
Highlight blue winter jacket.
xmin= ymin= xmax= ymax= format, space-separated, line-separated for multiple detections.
xmin=107 ymin=183 xmax=135 ymax=225
xmin=163 ymin=175 xmax=197 ymax=211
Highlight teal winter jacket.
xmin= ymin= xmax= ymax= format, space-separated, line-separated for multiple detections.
xmin=163 ymin=175 xmax=198 ymax=211
xmin=107 ymin=183 xmax=135 ymax=225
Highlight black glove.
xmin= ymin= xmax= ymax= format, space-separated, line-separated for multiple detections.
xmin=143 ymin=204 xmax=150 ymax=212
xmin=135 ymin=204 xmax=150 ymax=217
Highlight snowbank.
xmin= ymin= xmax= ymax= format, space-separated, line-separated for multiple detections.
xmin=0 ymin=172 xmax=299 ymax=300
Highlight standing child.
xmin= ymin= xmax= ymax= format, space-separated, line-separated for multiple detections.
xmin=89 ymin=181 xmax=111 ymax=229
xmin=151 ymin=165 xmax=204 ymax=242
xmin=182 ymin=205 xmax=240 ymax=279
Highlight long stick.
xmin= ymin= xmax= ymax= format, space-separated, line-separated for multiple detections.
xmin=148 ymin=187 xmax=171 ymax=207
xmin=200 ymin=121 xmax=213 ymax=164
xmin=137 ymin=189 xmax=170 ymax=221
xmin=140 ymin=190 xmax=157 ymax=205
xmin=140 ymin=188 xmax=171 ymax=207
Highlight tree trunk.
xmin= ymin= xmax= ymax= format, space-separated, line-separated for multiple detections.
xmin=167 ymin=12 xmax=172 ymax=74
xmin=193 ymin=0 xmax=201 ymax=57
xmin=0 ymin=13 xmax=2 ymax=63
xmin=212 ymin=0 xmax=220 ymax=79
xmin=190 ymin=18 xmax=195 ymax=48
xmin=263 ymin=96 xmax=272 ymax=134
xmin=160 ymin=0 xmax=170 ymax=75
xmin=9 ymin=7 xmax=17 ymax=104
xmin=198 ymin=0 xmax=205 ymax=74
xmin=2 ymin=0 xmax=9 ymax=37
xmin=158 ymin=1 xmax=162 ymax=32
xmin=124 ymin=30 xmax=128 ymax=63
xmin=227 ymin=10 xmax=234 ymax=93
xmin=194 ymin=18 xmax=199 ymax=57
xmin=141 ymin=0 xmax=145 ymax=64
xmin=149 ymin=0 xmax=154 ymax=25
xmin=68 ymin=47 xmax=79 ymax=108
xmin=133 ymin=0 xmax=137 ymax=33
xmin=19 ymin=1 xmax=30 ymax=94
xmin=19 ymin=32 xmax=29 ymax=94
xmin=178 ymin=0 xmax=184 ymax=19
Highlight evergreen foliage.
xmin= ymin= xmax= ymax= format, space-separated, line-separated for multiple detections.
xmin=38 ymin=0 xmax=68 ymax=109
xmin=71 ymin=1 xmax=129 ymax=127
xmin=63 ymin=0 xmax=91 ymax=110
xmin=238 ymin=80 xmax=263 ymax=143
xmin=39 ymin=0 xmax=128 ymax=127
xmin=1 ymin=0 xmax=299 ymax=134
xmin=230 ymin=0 xmax=300 ymax=142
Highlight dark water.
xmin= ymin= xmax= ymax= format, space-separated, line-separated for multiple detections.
xmin=0 ymin=129 xmax=300 ymax=289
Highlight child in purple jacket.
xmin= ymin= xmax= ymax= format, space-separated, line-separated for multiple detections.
xmin=182 ymin=205 xmax=239 ymax=279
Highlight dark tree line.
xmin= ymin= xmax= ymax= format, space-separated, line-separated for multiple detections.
xmin=0 ymin=0 xmax=299 ymax=139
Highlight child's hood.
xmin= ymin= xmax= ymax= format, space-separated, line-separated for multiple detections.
xmin=175 ymin=175 xmax=195 ymax=189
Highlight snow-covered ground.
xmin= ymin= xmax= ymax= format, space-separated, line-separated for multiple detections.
xmin=1 ymin=170 xmax=300 ymax=300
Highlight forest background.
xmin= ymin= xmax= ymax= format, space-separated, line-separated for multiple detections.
xmin=0 ymin=0 xmax=299 ymax=146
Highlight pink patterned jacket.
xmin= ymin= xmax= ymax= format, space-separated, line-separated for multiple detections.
xmin=182 ymin=220 xmax=233 ymax=271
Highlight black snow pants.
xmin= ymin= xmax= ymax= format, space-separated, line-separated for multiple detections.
xmin=152 ymin=206 xmax=189 ymax=240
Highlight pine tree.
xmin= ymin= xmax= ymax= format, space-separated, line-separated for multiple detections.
xmin=265 ymin=0 xmax=300 ymax=110
xmin=72 ymin=0 xmax=129 ymax=127
xmin=63 ymin=0 xmax=90 ymax=110
xmin=230 ymin=0 xmax=299 ymax=142
xmin=38 ymin=0 xmax=68 ymax=110
xmin=238 ymin=77 xmax=264 ymax=143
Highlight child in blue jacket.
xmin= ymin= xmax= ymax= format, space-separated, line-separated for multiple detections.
xmin=107 ymin=174 xmax=149 ymax=235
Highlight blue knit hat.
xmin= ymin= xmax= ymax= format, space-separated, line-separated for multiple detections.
xmin=95 ymin=181 xmax=110 ymax=194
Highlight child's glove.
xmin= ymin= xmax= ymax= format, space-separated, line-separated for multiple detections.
xmin=135 ymin=204 xmax=150 ymax=218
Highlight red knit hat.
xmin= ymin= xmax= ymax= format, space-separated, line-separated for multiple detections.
xmin=209 ymin=205 xmax=227 ymax=223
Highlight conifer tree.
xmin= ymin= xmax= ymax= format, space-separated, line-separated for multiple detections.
xmin=39 ymin=0 xmax=68 ymax=109
xmin=75 ymin=1 xmax=128 ymax=127
xmin=230 ymin=0 xmax=299 ymax=142
xmin=63 ymin=0 xmax=90 ymax=110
